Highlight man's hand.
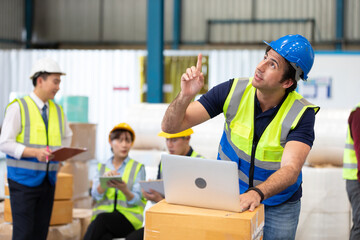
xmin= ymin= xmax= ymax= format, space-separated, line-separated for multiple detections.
xmin=161 ymin=53 xmax=209 ymax=134
xmin=22 ymin=147 xmax=53 ymax=162
xmin=239 ymin=190 xmax=262 ymax=212
xmin=180 ymin=53 xmax=204 ymax=98
xmin=238 ymin=141 xmax=310 ymax=212
xmin=142 ymin=189 xmax=164 ymax=203
xmin=35 ymin=148 xmax=53 ymax=162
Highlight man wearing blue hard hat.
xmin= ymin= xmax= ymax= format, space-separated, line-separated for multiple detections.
xmin=161 ymin=34 xmax=319 ymax=240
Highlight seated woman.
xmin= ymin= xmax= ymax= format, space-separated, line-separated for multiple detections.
xmin=126 ymin=129 xmax=203 ymax=240
xmin=84 ymin=123 xmax=146 ymax=240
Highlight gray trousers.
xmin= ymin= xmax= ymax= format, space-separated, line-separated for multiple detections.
xmin=346 ymin=179 xmax=360 ymax=240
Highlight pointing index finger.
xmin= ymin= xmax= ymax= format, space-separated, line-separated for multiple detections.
xmin=196 ymin=53 xmax=202 ymax=71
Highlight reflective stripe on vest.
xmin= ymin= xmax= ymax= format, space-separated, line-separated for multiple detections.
xmin=5 ymin=96 xmax=64 ymax=187
xmin=92 ymin=159 xmax=146 ymax=230
xmin=343 ymin=103 xmax=360 ymax=180
xmin=190 ymin=150 xmax=204 ymax=158
xmin=219 ymin=78 xmax=319 ymax=206
xmin=14 ymin=96 xmax=64 ymax=149
xmin=6 ymin=158 xmax=59 ymax=171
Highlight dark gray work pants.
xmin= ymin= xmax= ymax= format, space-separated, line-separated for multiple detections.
xmin=346 ymin=179 xmax=360 ymax=240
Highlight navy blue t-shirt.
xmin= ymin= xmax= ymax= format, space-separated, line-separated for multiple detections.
xmin=198 ymin=79 xmax=316 ymax=203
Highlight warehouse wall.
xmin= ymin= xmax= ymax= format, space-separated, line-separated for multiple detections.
xmin=1 ymin=0 xmax=360 ymax=47
xmin=0 ymin=0 xmax=24 ymax=49
xmin=0 ymin=49 xmax=145 ymax=162
xmin=0 ymin=49 xmax=359 ymax=161
xmin=30 ymin=0 xmax=336 ymax=44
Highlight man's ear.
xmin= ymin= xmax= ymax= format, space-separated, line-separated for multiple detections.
xmin=282 ymin=78 xmax=294 ymax=89
xmin=37 ymin=76 xmax=44 ymax=86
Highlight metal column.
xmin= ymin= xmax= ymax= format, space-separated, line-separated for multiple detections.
xmin=146 ymin=0 xmax=164 ymax=103
xmin=336 ymin=0 xmax=344 ymax=50
xmin=172 ymin=0 xmax=181 ymax=49
xmin=25 ymin=0 xmax=33 ymax=49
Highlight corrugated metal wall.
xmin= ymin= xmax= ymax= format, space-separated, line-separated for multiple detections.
xmin=345 ymin=0 xmax=360 ymax=41
xmin=32 ymin=0 xmax=174 ymax=44
xmin=1 ymin=0 xmax=360 ymax=47
xmin=1 ymin=48 xmax=360 ymax=159
xmin=182 ymin=0 xmax=335 ymax=43
xmin=0 ymin=49 xmax=264 ymax=160
xmin=102 ymin=0 xmax=146 ymax=42
xmin=33 ymin=0 xmax=101 ymax=42
xmin=0 ymin=49 xmax=145 ymax=161
xmin=0 ymin=0 xmax=24 ymax=49
xmin=4 ymin=0 xmax=352 ymax=45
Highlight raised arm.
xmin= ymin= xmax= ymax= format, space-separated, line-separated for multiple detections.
xmin=162 ymin=53 xmax=210 ymax=133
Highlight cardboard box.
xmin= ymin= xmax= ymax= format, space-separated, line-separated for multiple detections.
xmin=145 ymin=200 xmax=264 ymax=240
xmin=73 ymin=208 xmax=93 ymax=239
xmin=50 ymin=200 xmax=74 ymax=225
xmin=3 ymin=199 xmax=11 ymax=223
xmin=4 ymin=199 xmax=73 ymax=226
xmin=59 ymin=161 xmax=90 ymax=199
xmin=0 ymin=222 xmax=11 ymax=240
xmin=54 ymin=173 xmax=73 ymax=200
xmin=48 ymin=219 xmax=81 ymax=240
xmin=4 ymin=173 xmax=73 ymax=201
xmin=69 ymin=123 xmax=97 ymax=161
xmin=0 ymin=219 xmax=81 ymax=240
xmin=73 ymin=196 xmax=94 ymax=209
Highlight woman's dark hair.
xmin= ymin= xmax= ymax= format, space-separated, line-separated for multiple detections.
xmin=109 ymin=129 xmax=134 ymax=142
xmin=266 ymin=46 xmax=297 ymax=93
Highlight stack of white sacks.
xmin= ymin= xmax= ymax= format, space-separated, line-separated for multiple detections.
xmin=297 ymin=109 xmax=351 ymax=240
xmin=126 ymin=103 xmax=352 ymax=240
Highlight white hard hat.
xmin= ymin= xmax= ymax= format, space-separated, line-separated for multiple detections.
xmin=29 ymin=57 xmax=66 ymax=79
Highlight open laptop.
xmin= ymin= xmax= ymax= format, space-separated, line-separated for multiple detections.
xmin=161 ymin=154 xmax=242 ymax=212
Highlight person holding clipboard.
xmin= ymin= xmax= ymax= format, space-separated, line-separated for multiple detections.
xmin=0 ymin=57 xmax=73 ymax=240
xmin=84 ymin=123 xmax=146 ymax=240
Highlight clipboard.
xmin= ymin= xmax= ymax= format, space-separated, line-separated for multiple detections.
xmin=139 ymin=180 xmax=165 ymax=197
xmin=99 ymin=176 xmax=123 ymax=189
xmin=51 ymin=147 xmax=87 ymax=162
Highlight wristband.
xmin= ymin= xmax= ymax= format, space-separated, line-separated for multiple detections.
xmin=245 ymin=187 xmax=265 ymax=202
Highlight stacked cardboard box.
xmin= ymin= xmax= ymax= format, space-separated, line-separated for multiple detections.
xmin=145 ymin=200 xmax=264 ymax=240
xmin=0 ymin=202 xmax=91 ymax=239
xmin=0 ymin=217 xmax=81 ymax=240
xmin=73 ymin=208 xmax=93 ymax=239
xmin=1 ymin=173 xmax=82 ymax=239
xmin=4 ymin=173 xmax=74 ymax=225
xmin=59 ymin=123 xmax=97 ymax=209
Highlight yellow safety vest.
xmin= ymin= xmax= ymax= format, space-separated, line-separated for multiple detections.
xmin=92 ymin=159 xmax=146 ymax=230
xmin=6 ymin=96 xmax=65 ymax=187
xmin=219 ymin=78 xmax=319 ymax=205
xmin=343 ymin=103 xmax=360 ymax=180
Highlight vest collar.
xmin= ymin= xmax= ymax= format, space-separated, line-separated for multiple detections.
xmin=186 ymin=147 xmax=194 ymax=156
xmin=30 ymin=91 xmax=48 ymax=111
xmin=109 ymin=155 xmax=131 ymax=171
xmin=254 ymin=90 xmax=289 ymax=115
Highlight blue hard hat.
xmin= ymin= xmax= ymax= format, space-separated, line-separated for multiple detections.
xmin=264 ymin=34 xmax=314 ymax=80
